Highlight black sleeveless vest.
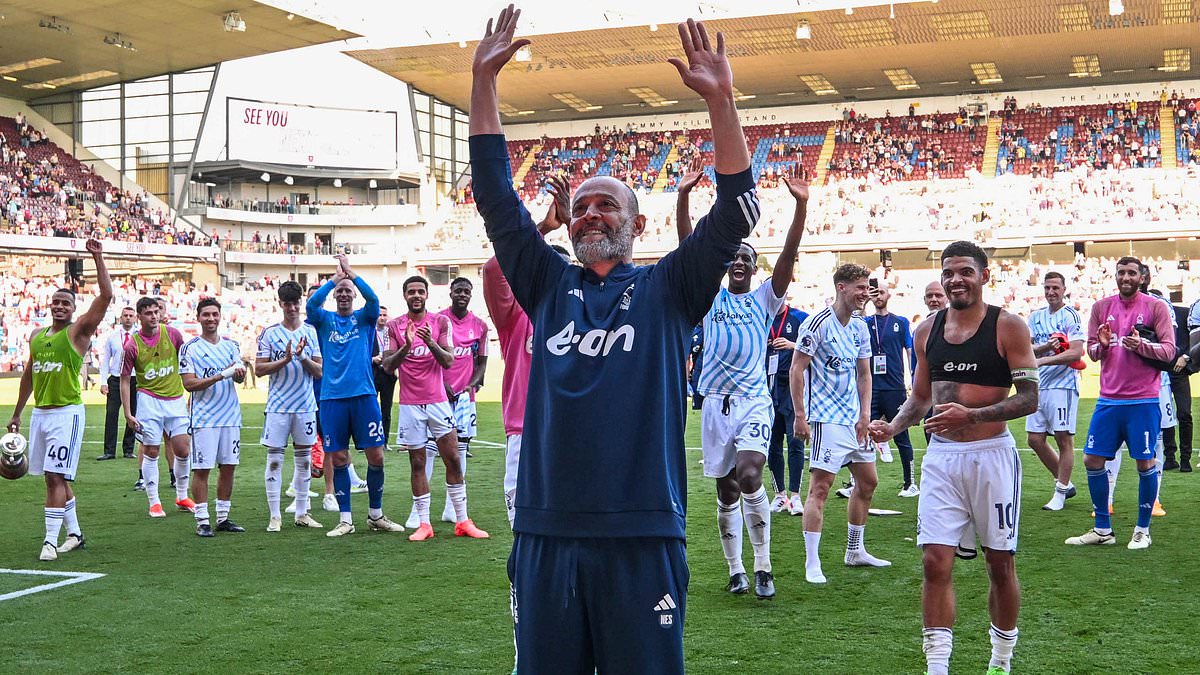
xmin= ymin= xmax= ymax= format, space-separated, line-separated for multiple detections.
xmin=925 ymin=305 xmax=1012 ymax=388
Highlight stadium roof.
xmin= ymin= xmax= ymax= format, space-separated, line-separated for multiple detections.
xmin=346 ymin=0 xmax=1199 ymax=123
xmin=0 ymin=0 xmax=357 ymax=100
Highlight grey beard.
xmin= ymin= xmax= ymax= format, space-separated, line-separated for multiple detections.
xmin=573 ymin=218 xmax=634 ymax=266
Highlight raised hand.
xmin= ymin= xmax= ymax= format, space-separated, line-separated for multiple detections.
xmin=783 ymin=163 xmax=810 ymax=203
xmin=85 ymin=238 xmax=103 ymax=255
xmin=405 ymin=321 xmax=416 ymax=347
xmin=1097 ymin=323 xmax=1113 ymax=348
xmin=283 ymin=340 xmax=294 ymax=362
xmin=416 ymin=325 xmax=434 ymax=346
xmin=473 ymin=4 xmax=531 ymax=78
xmin=678 ymin=158 xmax=705 ymax=193
xmin=294 ymin=336 xmax=307 ymax=356
xmin=667 ymin=19 xmax=732 ymax=101
xmin=538 ymin=173 xmax=571 ymax=232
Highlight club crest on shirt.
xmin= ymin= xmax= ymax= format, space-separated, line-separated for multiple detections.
xmin=620 ymin=283 xmax=635 ymax=311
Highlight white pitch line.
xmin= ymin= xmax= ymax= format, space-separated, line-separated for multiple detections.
xmin=0 ymin=568 xmax=106 ymax=602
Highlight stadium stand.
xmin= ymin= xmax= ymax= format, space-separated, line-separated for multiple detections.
xmin=0 ymin=115 xmax=203 ymax=245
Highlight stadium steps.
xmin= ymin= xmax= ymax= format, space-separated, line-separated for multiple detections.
xmin=511 ymin=144 xmax=542 ymax=190
xmin=1161 ymin=113 xmax=1178 ymax=169
xmin=813 ymin=123 xmax=837 ymax=185
xmin=981 ymin=116 xmax=1004 ymax=177
xmin=652 ymin=143 xmax=680 ymax=192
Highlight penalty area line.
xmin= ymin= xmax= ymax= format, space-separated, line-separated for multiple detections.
xmin=0 ymin=568 xmax=106 ymax=602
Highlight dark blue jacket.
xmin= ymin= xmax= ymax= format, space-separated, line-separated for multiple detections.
xmin=470 ymin=134 xmax=758 ymax=539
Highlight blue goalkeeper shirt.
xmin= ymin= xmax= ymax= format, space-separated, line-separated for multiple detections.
xmin=305 ymin=277 xmax=379 ymax=401
xmin=470 ymin=133 xmax=759 ymax=540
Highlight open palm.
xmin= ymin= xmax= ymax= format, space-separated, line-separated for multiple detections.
xmin=783 ymin=163 xmax=810 ymax=202
xmin=668 ymin=19 xmax=732 ymax=100
xmin=473 ymin=4 xmax=531 ymax=78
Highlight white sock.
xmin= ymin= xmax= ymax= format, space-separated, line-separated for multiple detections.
xmin=717 ymin=498 xmax=745 ymax=576
xmin=847 ymin=522 xmax=865 ymax=553
xmin=294 ymin=449 xmax=312 ymax=516
xmin=458 ymin=441 xmax=469 ymax=478
xmin=173 ymin=455 xmax=190 ymax=501
xmin=923 ymin=627 xmax=953 ymax=675
xmin=339 ymin=511 xmax=353 ymax=525
xmin=741 ymin=487 xmax=772 ymax=573
xmin=415 ymin=493 xmax=431 ymax=525
xmin=1106 ymin=453 xmax=1121 ymax=507
xmin=504 ymin=489 xmax=516 ymax=527
xmin=368 ymin=507 xmax=383 ymax=520
xmin=447 ymin=483 xmax=468 ymax=522
xmin=804 ymin=530 xmax=823 ymax=574
xmin=44 ymin=507 xmax=64 ymax=546
xmin=63 ymin=498 xmax=81 ymax=537
xmin=348 ymin=462 xmax=363 ymax=485
xmin=194 ymin=501 xmax=210 ymax=525
xmin=1155 ymin=435 xmax=1165 ymax=501
xmin=988 ymin=624 xmax=1018 ymax=672
xmin=265 ymin=448 xmax=284 ymax=519
xmin=216 ymin=499 xmax=231 ymax=523
xmin=142 ymin=456 xmax=161 ymax=506
xmin=424 ymin=441 xmax=437 ymax=484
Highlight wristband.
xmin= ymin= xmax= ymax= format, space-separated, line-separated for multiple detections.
xmin=220 ymin=365 xmax=239 ymax=380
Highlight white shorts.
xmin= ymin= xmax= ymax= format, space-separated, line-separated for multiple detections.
xmin=28 ymin=404 xmax=84 ymax=481
xmin=917 ymin=431 xmax=1022 ymax=553
xmin=452 ymin=398 xmax=478 ymax=439
xmin=1160 ymin=379 xmax=1178 ymax=429
xmin=136 ymin=391 xmax=189 ymax=444
xmin=261 ymin=411 xmax=318 ymax=448
xmin=808 ymin=421 xmax=874 ymax=475
xmin=504 ymin=433 xmax=522 ymax=494
xmin=700 ymin=394 xmax=772 ymax=478
xmin=1024 ymin=388 xmax=1079 ymax=434
xmin=191 ymin=427 xmax=241 ymax=470
xmin=396 ymin=401 xmax=455 ymax=448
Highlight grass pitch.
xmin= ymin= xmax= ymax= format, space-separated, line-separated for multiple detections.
xmin=1 ymin=399 xmax=1198 ymax=674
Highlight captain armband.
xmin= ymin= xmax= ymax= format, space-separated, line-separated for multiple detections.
xmin=1011 ymin=368 xmax=1039 ymax=383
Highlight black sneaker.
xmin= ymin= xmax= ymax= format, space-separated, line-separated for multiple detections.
xmin=96 ymin=454 xmax=116 ymax=461
xmin=1181 ymin=458 xmax=1193 ymax=473
xmin=216 ymin=519 xmax=245 ymax=533
xmin=754 ymin=570 xmax=775 ymax=599
xmin=1065 ymin=484 xmax=1078 ymax=499
xmin=196 ymin=523 xmax=214 ymax=537
xmin=133 ymin=478 xmax=145 ymax=492
xmin=123 ymin=452 xmax=136 ymax=459
xmin=1164 ymin=458 xmax=1180 ymax=472
xmin=726 ymin=572 xmax=750 ymax=594
xmin=169 ymin=471 xmax=176 ymax=489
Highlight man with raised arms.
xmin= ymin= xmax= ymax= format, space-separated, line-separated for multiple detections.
xmin=691 ymin=167 xmax=807 ymax=599
xmin=470 ymin=6 xmax=758 ymax=671
xmin=7 ymin=239 xmax=112 ymax=560
xmin=869 ymin=241 xmax=1038 ymax=675
xmin=305 ymin=255 xmax=404 ymax=537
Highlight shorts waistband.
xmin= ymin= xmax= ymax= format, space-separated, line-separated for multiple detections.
xmin=32 ymin=403 xmax=84 ymax=415
xmin=927 ymin=430 xmax=1015 ymax=454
